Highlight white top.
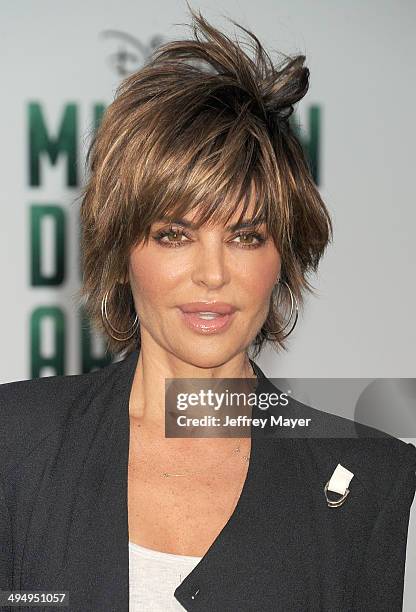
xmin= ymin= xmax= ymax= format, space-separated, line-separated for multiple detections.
xmin=128 ymin=540 xmax=203 ymax=611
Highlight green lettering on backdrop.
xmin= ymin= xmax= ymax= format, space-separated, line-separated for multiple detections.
xmin=305 ymin=105 xmax=321 ymax=185
xmin=27 ymin=102 xmax=113 ymax=375
xmin=80 ymin=306 xmax=112 ymax=372
xmin=28 ymin=102 xmax=77 ymax=187
xmin=30 ymin=307 xmax=65 ymax=377
xmin=94 ymin=103 xmax=106 ymax=131
xmin=30 ymin=205 xmax=66 ymax=285
xmin=291 ymin=105 xmax=321 ymax=185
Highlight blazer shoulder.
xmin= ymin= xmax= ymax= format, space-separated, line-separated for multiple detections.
xmin=262 ymin=376 xmax=416 ymax=508
xmin=0 ymin=357 xmax=126 ymax=473
xmin=299 ymin=403 xmax=416 ymax=507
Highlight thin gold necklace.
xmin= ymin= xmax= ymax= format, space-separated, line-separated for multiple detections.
xmin=160 ymin=438 xmax=250 ymax=478
xmin=132 ymin=359 xmax=257 ymax=478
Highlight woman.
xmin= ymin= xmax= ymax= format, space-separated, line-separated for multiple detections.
xmin=1 ymin=7 xmax=415 ymax=612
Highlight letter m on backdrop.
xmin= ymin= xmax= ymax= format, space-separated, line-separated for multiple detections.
xmin=28 ymin=102 xmax=77 ymax=187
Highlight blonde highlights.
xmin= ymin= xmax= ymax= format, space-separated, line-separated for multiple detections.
xmin=78 ymin=6 xmax=332 ymax=358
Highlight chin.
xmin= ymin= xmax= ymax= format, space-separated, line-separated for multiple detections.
xmin=177 ymin=346 xmax=241 ymax=371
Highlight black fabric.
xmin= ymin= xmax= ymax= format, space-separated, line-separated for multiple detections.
xmin=0 ymin=348 xmax=415 ymax=611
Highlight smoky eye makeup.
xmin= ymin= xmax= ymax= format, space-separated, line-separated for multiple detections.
xmin=151 ymin=222 xmax=267 ymax=249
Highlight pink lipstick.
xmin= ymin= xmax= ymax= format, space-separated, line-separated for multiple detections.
xmin=177 ymin=302 xmax=237 ymax=334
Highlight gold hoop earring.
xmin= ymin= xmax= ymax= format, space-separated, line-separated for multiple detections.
xmin=101 ymin=288 xmax=139 ymax=341
xmin=267 ymin=279 xmax=299 ymax=340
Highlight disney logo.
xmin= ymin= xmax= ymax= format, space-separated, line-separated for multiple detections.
xmin=100 ymin=30 xmax=166 ymax=76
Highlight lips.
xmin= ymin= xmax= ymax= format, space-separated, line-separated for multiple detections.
xmin=177 ymin=302 xmax=237 ymax=334
xmin=178 ymin=302 xmax=237 ymax=315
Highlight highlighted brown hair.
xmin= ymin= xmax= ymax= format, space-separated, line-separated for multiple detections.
xmin=78 ymin=6 xmax=333 ymax=358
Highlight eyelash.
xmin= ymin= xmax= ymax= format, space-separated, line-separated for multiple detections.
xmin=152 ymin=225 xmax=267 ymax=249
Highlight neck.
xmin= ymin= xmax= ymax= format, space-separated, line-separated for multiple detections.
xmin=128 ymin=337 xmax=256 ymax=435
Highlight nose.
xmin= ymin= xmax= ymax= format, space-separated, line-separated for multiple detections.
xmin=191 ymin=240 xmax=230 ymax=289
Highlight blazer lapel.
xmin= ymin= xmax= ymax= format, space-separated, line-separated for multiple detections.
xmin=35 ymin=350 xmax=137 ymax=610
xmin=172 ymin=367 xmax=324 ymax=609
xmin=173 ymin=366 xmax=381 ymax=610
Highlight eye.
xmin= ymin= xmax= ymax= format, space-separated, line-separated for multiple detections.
xmin=152 ymin=226 xmax=191 ymax=248
xmin=231 ymin=231 xmax=266 ymax=249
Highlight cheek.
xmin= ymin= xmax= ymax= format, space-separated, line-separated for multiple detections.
xmin=243 ymin=247 xmax=280 ymax=298
xmin=128 ymin=249 xmax=178 ymax=307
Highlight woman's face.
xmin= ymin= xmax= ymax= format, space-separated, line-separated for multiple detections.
xmin=128 ymin=194 xmax=281 ymax=369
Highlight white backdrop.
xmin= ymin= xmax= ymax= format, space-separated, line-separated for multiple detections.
xmin=1 ymin=0 xmax=415 ymax=607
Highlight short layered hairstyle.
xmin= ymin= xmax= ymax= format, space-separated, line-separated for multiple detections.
xmin=78 ymin=6 xmax=333 ymax=358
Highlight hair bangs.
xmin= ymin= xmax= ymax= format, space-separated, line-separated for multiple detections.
xmin=127 ymin=117 xmax=282 ymax=248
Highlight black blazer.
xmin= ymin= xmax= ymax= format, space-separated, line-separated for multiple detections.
xmin=0 ymin=348 xmax=415 ymax=611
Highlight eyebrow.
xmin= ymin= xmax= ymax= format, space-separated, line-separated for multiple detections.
xmin=155 ymin=215 xmax=266 ymax=232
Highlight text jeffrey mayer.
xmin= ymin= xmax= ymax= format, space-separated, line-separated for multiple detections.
xmin=224 ymin=415 xmax=312 ymax=429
